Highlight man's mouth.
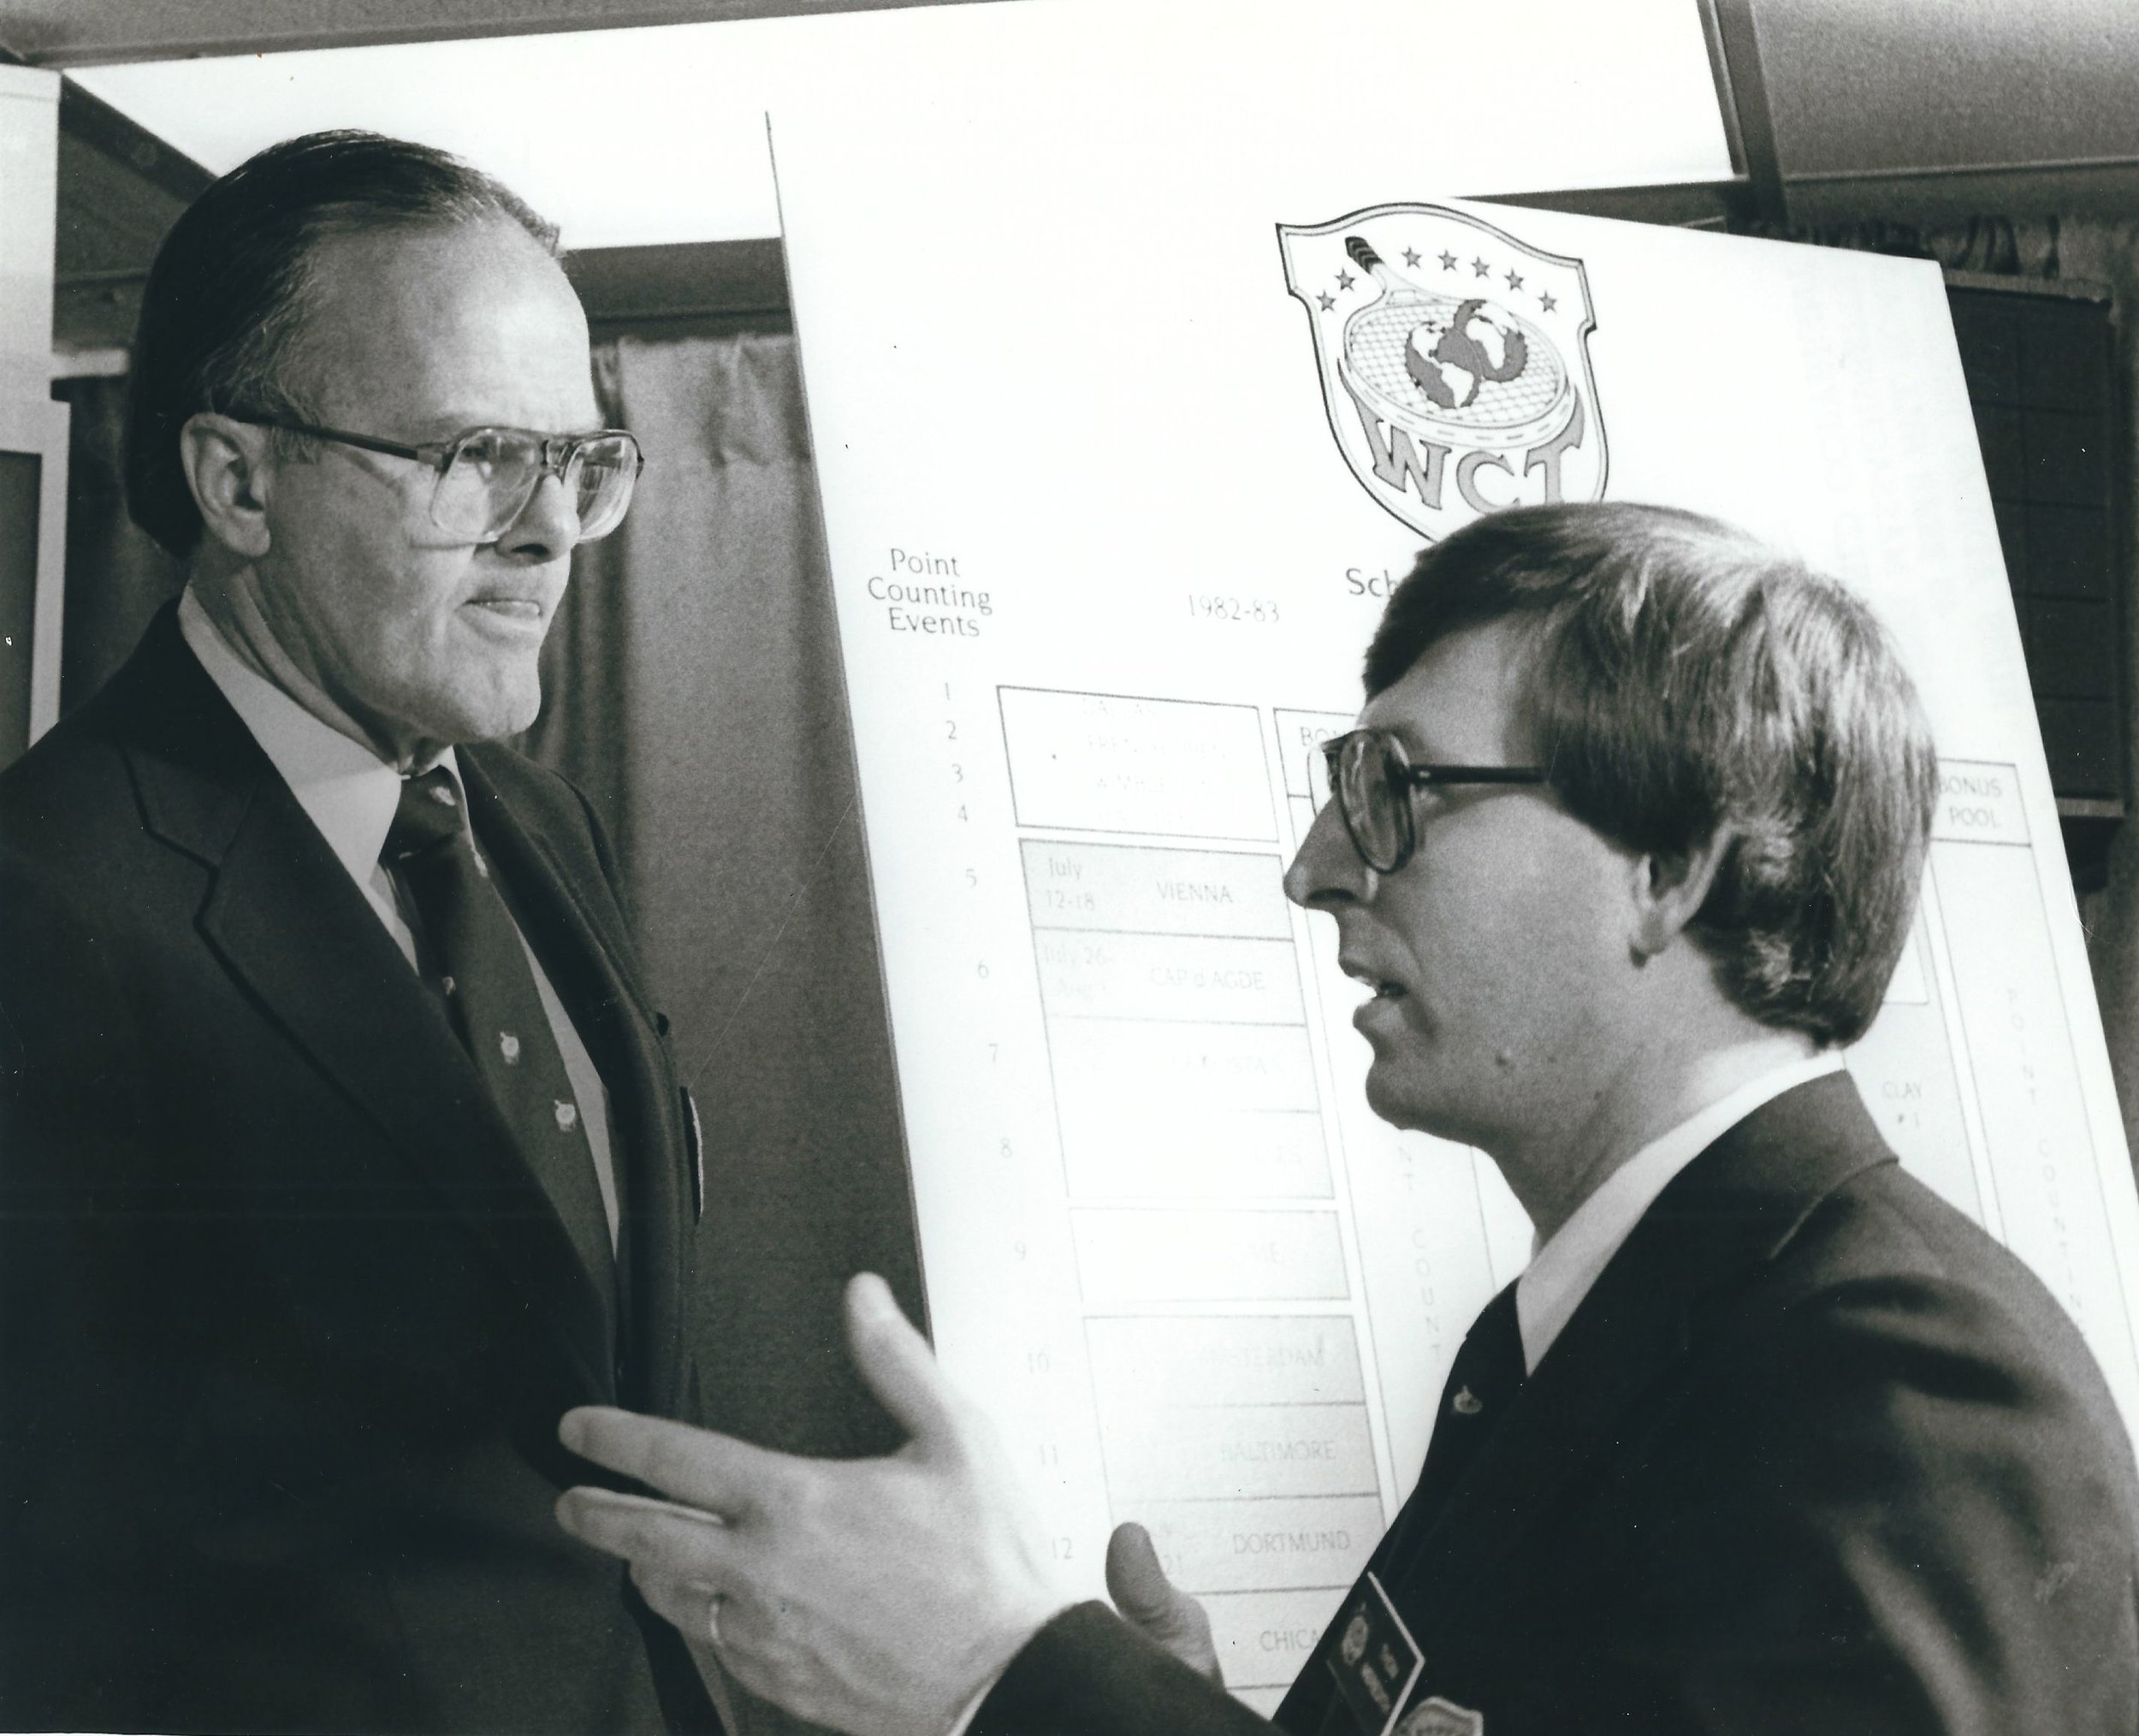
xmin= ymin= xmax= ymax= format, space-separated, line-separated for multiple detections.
xmin=1342 ymin=959 xmax=1407 ymax=1001
xmin=464 ymin=596 xmax=548 ymax=631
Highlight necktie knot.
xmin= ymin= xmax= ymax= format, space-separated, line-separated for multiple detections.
xmin=386 ymin=767 xmax=468 ymax=863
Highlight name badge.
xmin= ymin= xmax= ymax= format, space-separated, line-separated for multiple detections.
xmin=1325 ymin=1572 xmax=1424 ymax=1736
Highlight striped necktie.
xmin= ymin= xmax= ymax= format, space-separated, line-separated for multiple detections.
xmin=383 ymin=765 xmax=614 ymax=1302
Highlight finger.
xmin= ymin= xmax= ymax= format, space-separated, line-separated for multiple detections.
xmin=1105 ymin=1521 xmax=1222 ymax=1684
xmin=554 ymin=1486 xmax=739 ymax=1582
xmin=560 ymin=1406 xmax=778 ymax=1516
xmin=631 ymin=1564 xmax=720 ymax=1641
xmin=684 ymin=1590 xmax=799 ymax=1706
xmin=844 ymin=1272 xmax=963 ymax=1449
xmin=1104 ymin=1522 xmax=1180 ymax=1628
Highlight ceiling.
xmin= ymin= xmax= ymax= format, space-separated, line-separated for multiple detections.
xmin=1759 ymin=0 xmax=2139 ymax=178
xmin=52 ymin=0 xmax=1732 ymax=246
xmin=16 ymin=0 xmax=2139 ymax=352
xmin=0 ymin=0 xmax=957 ymax=64
xmin=1753 ymin=0 xmax=2139 ymax=222
xmin=8 ymin=0 xmax=2138 ymax=189
xmin=27 ymin=0 xmax=1735 ymax=348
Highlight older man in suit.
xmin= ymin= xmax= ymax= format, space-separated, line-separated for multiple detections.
xmin=556 ymin=502 xmax=2139 ymax=1735
xmin=0 ymin=132 xmax=715 ymax=1733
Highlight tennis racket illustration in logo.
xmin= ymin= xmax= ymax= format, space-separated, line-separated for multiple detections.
xmin=1281 ymin=204 xmax=1603 ymax=540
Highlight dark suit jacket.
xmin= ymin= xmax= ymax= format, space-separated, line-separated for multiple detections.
xmin=0 ymin=607 xmax=716 ymax=1734
xmin=975 ymin=1074 xmax=2139 ymax=1735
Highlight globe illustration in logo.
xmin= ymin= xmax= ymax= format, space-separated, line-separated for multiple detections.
xmin=1342 ymin=284 xmax=1572 ymax=451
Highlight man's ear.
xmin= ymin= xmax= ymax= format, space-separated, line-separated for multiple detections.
xmin=1629 ymin=827 xmax=1735 ymax=960
xmin=179 ymin=413 xmax=276 ymax=560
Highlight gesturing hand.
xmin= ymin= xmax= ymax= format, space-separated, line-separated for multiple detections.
xmin=1105 ymin=1521 xmax=1224 ymax=1685
xmin=554 ymin=1273 xmax=1070 ymax=1736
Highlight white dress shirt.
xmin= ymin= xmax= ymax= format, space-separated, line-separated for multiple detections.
xmin=177 ymin=587 xmax=619 ymax=1246
xmin=1514 ymin=1049 xmax=1847 ymax=1373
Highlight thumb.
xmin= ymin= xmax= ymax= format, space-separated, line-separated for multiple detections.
xmin=1105 ymin=1522 xmax=1222 ymax=1685
xmin=843 ymin=1272 xmax=963 ymax=1448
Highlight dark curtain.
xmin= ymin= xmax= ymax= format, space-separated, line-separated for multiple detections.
xmin=51 ymin=374 xmax=182 ymax=715
xmin=525 ymin=330 xmax=921 ymax=1470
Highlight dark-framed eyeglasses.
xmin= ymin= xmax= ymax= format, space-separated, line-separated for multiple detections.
xmin=238 ymin=417 xmax=643 ymax=543
xmin=1315 ymin=728 xmax=1548 ymax=874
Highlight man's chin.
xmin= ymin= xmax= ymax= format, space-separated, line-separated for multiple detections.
xmin=1361 ymin=1065 xmax=1472 ymax=1144
xmin=393 ymin=677 xmax=544 ymax=754
xmin=457 ymin=658 xmax=547 ymax=738
xmin=1361 ymin=1068 xmax=1426 ymax=1132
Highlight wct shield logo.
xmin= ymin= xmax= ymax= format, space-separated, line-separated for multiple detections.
xmin=1280 ymin=204 xmax=1605 ymax=540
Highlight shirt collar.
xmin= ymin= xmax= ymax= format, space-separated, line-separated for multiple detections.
xmin=1514 ymin=1048 xmax=1847 ymax=1373
xmin=177 ymin=585 xmax=459 ymax=885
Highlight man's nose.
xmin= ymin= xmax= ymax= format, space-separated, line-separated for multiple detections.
xmin=1284 ymin=797 xmax=1372 ymax=909
xmin=495 ymin=472 xmax=580 ymax=563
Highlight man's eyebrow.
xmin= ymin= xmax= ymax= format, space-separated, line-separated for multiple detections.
xmin=410 ymin=417 xmax=612 ymax=441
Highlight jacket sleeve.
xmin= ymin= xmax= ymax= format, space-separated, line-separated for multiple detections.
xmin=1586 ymin=1264 xmax=2139 ymax=1734
xmin=0 ymin=857 xmax=201 ymax=1727
xmin=973 ymin=1603 xmax=1278 ymax=1736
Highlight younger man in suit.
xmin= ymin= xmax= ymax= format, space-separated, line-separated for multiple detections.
xmin=557 ymin=501 xmax=2139 ymax=1735
xmin=0 ymin=132 xmax=713 ymax=1733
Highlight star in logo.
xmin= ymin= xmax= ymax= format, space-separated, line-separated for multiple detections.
xmin=1336 ymin=268 xmax=1355 ymax=292
xmin=1440 ymin=250 xmax=1458 ymax=270
xmin=1317 ymin=291 xmax=1336 ymax=311
xmin=1402 ymin=247 xmax=1421 ymax=268
xmin=1472 ymin=256 xmax=1490 ymax=278
xmin=1538 ymin=289 xmax=1557 ymax=312
xmin=1505 ymin=269 xmax=1524 ymax=291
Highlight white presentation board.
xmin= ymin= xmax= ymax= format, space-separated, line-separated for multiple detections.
xmin=767 ymin=105 xmax=2139 ymax=1712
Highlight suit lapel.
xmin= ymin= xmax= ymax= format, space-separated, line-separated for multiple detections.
xmin=118 ymin=612 xmax=616 ymax=1405
xmin=461 ymin=748 xmax=692 ymax=1418
xmin=1385 ymin=1075 xmax=1896 ymax=1624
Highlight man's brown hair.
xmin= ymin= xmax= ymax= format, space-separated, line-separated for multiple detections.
xmin=1366 ymin=501 xmax=1940 ymax=1045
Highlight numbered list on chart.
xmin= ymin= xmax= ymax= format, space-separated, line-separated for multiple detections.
xmin=878 ymin=678 xmax=1528 ymax=1712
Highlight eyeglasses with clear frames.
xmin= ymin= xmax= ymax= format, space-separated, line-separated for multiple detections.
xmin=1315 ymin=728 xmax=1548 ymax=874
xmin=236 ymin=418 xmax=644 ymax=543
